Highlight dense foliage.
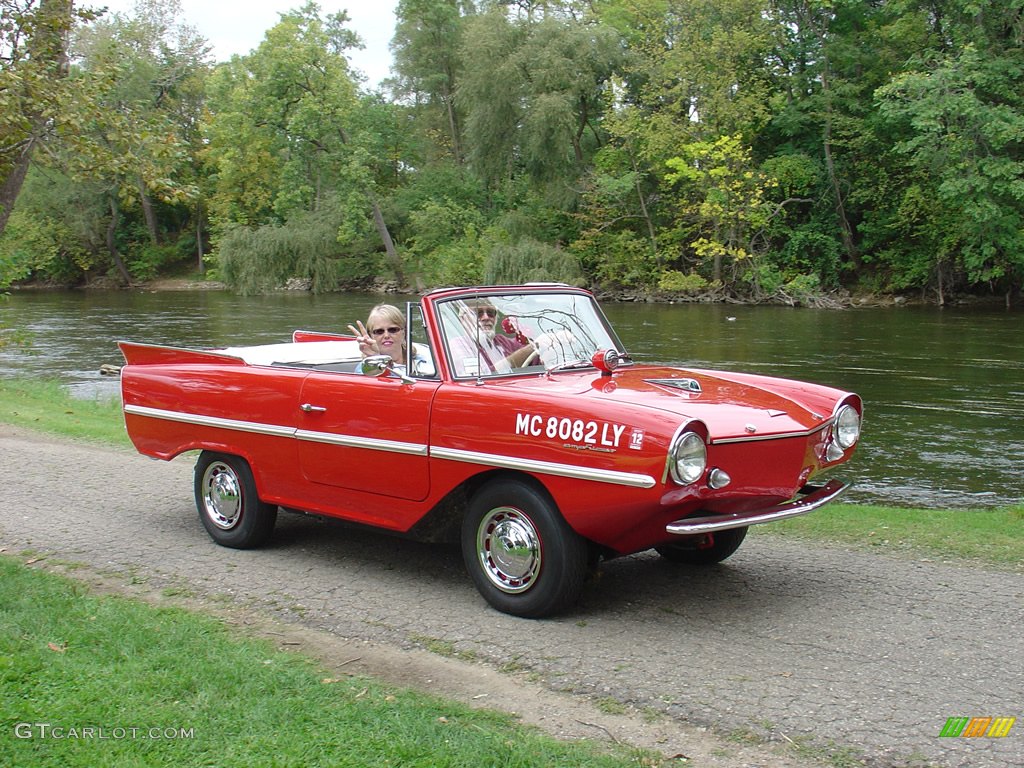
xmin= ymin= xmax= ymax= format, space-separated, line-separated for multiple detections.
xmin=1 ymin=0 xmax=1022 ymax=304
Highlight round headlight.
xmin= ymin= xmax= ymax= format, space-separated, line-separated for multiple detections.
xmin=670 ymin=431 xmax=707 ymax=485
xmin=834 ymin=405 xmax=861 ymax=449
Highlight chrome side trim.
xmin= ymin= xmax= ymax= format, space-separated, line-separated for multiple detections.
xmin=711 ymin=420 xmax=831 ymax=445
xmin=127 ymin=404 xmax=651 ymax=485
xmin=124 ymin=404 xmax=297 ymax=439
xmin=431 ymin=446 xmax=657 ymax=489
xmin=125 ymin=404 xmax=429 ymax=456
xmin=665 ymin=479 xmax=849 ymax=535
xmin=294 ymin=429 xmax=428 ymax=456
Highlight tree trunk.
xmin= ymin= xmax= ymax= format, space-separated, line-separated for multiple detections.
xmin=808 ymin=7 xmax=860 ymax=271
xmin=822 ymin=115 xmax=859 ymax=268
xmin=336 ymin=124 xmax=406 ymax=287
xmin=107 ymin=195 xmax=133 ymax=285
xmin=196 ymin=204 xmax=205 ymax=274
xmin=370 ymin=200 xmax=406 ymax=286
xmin=629 ymin=150 xmax=658 ymax=262
xmin=0 ymin=139 xmax=35 ymax=235
xmin=442 ymin=78 xmax=462 ymax=164
xmin=712 ymin=224 xmax=723 ymax=284
xmin=137 ymin=177 xmax=159 ymax=244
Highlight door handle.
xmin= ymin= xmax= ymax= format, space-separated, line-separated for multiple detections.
xmin=300 ymin=403 xmax=327 ymax=413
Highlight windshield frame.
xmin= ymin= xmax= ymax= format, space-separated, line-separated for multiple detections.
xmin=430 ymin=287 xmax=629 ymax=381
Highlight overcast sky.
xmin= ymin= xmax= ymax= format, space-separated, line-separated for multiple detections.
xmin=94 ymin=0 xmax=399 ymax=87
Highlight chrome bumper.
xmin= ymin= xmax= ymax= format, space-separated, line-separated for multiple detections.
xmin=665 ymin=479 xmax=849 ymax=535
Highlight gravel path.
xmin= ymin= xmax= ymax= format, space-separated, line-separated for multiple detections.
xmin=3 ymin=425 xmax=1021 ymax=767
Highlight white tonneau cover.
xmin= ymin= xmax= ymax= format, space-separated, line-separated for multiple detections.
xmin=218 ymin=340 xmax=361 ymax=367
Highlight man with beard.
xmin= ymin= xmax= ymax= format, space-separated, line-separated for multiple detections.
xmin=449 ymin=298 xmax=537 ymax=376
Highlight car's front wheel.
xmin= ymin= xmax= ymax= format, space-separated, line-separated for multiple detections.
xmin=194 ymin=451 xmax=277 ymax=549
xmin=655 ymin=526 xmax=748 ymax=565
xmin=462 ymin=479 xmax=589 ymax=618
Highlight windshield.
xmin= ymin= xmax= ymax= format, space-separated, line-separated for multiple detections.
xmin=437 ymin=291 xmax=624 ymax=378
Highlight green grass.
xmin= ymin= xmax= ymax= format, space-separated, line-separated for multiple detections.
xmin=0 ymin=556 xmax=655 ymax=768
xmin=757 ymin=501 xmax=1024 ymax=569
xmin=0 ymin=378 xmax=129 ymax=446
xmin=1 ymin=376 xmax=1022 ymax=569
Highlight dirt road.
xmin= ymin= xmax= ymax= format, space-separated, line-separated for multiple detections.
xmin=2 ymin=426 xmax=1021 ymax=767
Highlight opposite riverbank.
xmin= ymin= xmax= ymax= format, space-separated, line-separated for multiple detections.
xmin=10 ymin=273 xmax=1021 ymax=310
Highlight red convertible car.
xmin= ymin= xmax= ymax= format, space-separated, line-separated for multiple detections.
xmin=119 ymin=284 xmax=862 ymax=617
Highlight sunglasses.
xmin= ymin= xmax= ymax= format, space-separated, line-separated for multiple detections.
xmin=475 ymin=308 xmax=497 ymax=318
xmin=371 ymin=326 xmax=402 ymax=336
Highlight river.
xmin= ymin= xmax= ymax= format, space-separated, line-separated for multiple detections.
xmin=2 ymin=288 xmax=1022 ymax=510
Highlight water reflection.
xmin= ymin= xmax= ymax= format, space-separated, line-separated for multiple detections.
xmin=2 ymin=290 xmax=1022 ymax=510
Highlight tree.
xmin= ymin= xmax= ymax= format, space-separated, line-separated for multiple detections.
xmin=666 ymin=134 xmax=777 ymax=293
xmin=877 ymin=44 xmax=1024 ymax=304
xmin=204 ymin=2 xmax=406 ymax=288
xmin=572 ymin=0 xmax=775 ymax=289
xmin=459 ymin=8 xmax=623 ymax=196
xmin=0 ymin=0 xmax=78 ymax=237
xmin=570 ymin=138 xmax=664 ymax=289
xmin=391 ymin=0 xmax=473 ymax=164
xmin=59 ymin=0 xmax=209 ymax=283
xmin=0 ymin=167 xmax=106 ymax=286
xmin=762 ymin=0 xmax=937 ymax=283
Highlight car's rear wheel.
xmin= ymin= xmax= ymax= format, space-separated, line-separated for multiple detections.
xmin=462 ymin=479 xmax=589 ymax=618
xmin=655 ymin=526 xmax=748 ymax=565
xmin=194 ymin=451 xmax=277 ymax=549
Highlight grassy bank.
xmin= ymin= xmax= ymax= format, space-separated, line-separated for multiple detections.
xmin=0 ymin=378 xmax=128 ymax=446
xmin=1 ymin=376 xmax=1020 ymax=570
xmin=762 ymin=502 xmax=1023 ymax=569
xmin=0 ymin=556 xmax=651 ymax=768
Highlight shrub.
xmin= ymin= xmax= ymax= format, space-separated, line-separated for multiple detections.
xmin=215 ymin=211 xmax=374 ymax=294
xmin=127 ymin=244 xmax=182 ymax=281
xmin=0 ymin=209 xmax=93 ymax=286
xmin=484 ymin=238 xmax=583 ymax=286
xmin=657 ymin=269 xmax=709 ymax=294
xmin=570 ymin=230 xmax=659 ymax=290
xmin=420 ymin=234 xmax=486 ymax=287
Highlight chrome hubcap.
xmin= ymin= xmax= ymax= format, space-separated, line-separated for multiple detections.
xmin=202 ymin=462 xmax=242 ymax=530
xmin=477 ymin=507 xmax=541 ymax=594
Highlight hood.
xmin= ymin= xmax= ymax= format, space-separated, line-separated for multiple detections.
xmin=498 ymin=364 xmax=849 ymax=441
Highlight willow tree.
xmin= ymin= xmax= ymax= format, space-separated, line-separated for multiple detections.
xmin=459 ymin=7 xmax=624 ymax=197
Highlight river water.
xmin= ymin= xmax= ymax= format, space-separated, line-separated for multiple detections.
xmin=2 ymin=289 xmax=1022 ymax=510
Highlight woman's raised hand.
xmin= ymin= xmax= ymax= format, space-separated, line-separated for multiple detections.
xmin=347 ymin=320 xmax=377 ymax=357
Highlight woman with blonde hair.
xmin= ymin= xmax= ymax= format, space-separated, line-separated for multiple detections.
xmin=348 ymin=304 xmax=434 ymax=376
xmin=348 ymin=303 xmax=407 ymax=365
